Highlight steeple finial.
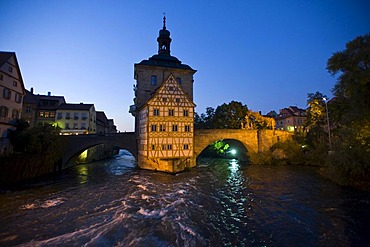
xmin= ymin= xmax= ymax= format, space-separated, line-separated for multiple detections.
xmin=163 ymin=12 xmax=166 ymax=30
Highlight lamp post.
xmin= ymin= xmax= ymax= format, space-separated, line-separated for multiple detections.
xmin=323 ymin=98 xmax=332 ymax=150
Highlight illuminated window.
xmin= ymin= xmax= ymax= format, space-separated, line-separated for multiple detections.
xmin=151 ymin=75 xmax=157 ymax=86
xmin=185 ymin=125 xmax=190 ymax=132
xmin=50 ymin=112 xmax=55 ymax=118
xmin=183 ymin=110 xmax=189 ymax=116
xmin=45 ymin=112 xmax=49 ymax=118
xmin=39 ymin=111 xmax=44 ymax=117
xmin=172 ymin=125 xmax=178 ymax=132
xmin=160 ymin=124 xmax=166 ymax=131
xmin=168 ymin=109 xmax=174 ymax=116
xmin=184 ymin=144 xmax=189 ymax=150
xmin=154 ymin=109 xmax=159 ymax=116
xmin=151 ymin=124 xmax=157 ymax=131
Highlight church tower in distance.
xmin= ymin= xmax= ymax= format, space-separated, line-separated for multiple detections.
xmin=130 ymin=16 xmax=197 ymax=173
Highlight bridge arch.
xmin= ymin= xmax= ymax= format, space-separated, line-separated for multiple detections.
xmin=61 ymin=133 xmax=137 ymax=169
xmin=194 ymin=129 xmax=259 ymax=159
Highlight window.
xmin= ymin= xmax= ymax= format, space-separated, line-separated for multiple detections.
xmin=162 ymin=97 xmax=167 ymax=102
xmin=26 ymin=106 xmax=32 ymax=113
xmin=73 ymin=123 xmax=78 ymax=129
xmin=0 ymin=74 xmax=3 ymax=81
xmin=176 ymin=77 xmax=182 ymax=85
xmin=168 ymin=109 xmax=174 ymax=116
xmin=74 ymin=112 xmax=79 ymax=120
xmin=81 ymin=123 xmax=86 ymax=129
xmin=39 ymin=111 xmax=44 ymax=117
xmin=154 ymin=109 xmax=160 ymax=116
xmin=8 ymin=66 xmax=12 ymax=72
xmin=12 ymin=109 xmax=19 ymax=119
xmin=185 ymin=125 xmax=191 ymax=132
xmin=169 ymin=86 xmax=174 ymax=91
xmin=167 ymin=144 xmax=172 ymax=150
xmin=184 ymin=144 xmax=189 ymax=150
xmin=66 ymin=112 xmax=71 ymax=119
xmin=0 ymin=106 xmax=9 ymax=117
xmin=45 ymin=112 xmax=50 ymax=118
xmin=13 ymin=81 xmax=17 ymax=87
xmin=151 ymin=144 xmax=155 ymax=150
xmin=172 ymin=125 xmax=178 ymax=132
xmin=151 ymin=75 xmax=157 ymax=86
xmin=65 ymin=123 xmax=70 ymax=129
xmin=183 ymin=110 xmax=189 ymax=116
xmin=57 ymin=112 xmax=63 ymax=119
xmin=151 ymin=124 xmax=157 ymax=131
xmin=160 ymin=124 xmax=166 ymax=132
xmin=50 ymin=112 xmax=55 ymax=118
xmin=15 ymin=93 xmax=22 ymax=103
xmin=162 ymin=144 xmax=166 ymax=150
xmin=175 ymin=98 xmax=180 ymax=103
xmin=3 ymin=88 xmax=11 ymax=100
xmin=82 ymin=112 xmax=87 ymax=120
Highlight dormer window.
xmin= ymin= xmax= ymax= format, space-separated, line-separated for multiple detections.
xmin=151 ymin=75 xmax=157 ymax=86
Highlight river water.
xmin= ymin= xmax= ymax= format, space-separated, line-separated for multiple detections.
xmin=0 ymin=150 xmax=369 ymax=246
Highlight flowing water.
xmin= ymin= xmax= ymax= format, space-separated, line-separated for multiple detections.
xmin=0 ymin=150 xmax=369 ymax=246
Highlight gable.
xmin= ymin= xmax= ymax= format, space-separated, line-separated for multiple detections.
xmin=146 ymin=74 xmax=195 ymax=107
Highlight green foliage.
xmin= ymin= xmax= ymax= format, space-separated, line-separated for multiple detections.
xmin=212 ymin=140 xmax=229 ymax=154
xmin=8 ymin=122 xmax=64 ymax=159
xmin=195 ymin=101 xmax=248 ymax=129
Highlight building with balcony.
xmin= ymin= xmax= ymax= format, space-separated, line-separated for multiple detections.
xmin=56 ymin=103 xmax=96 ymax=135
xmin=0 ymin=52 xmax=26 ymax=155
xmin=130 ymin=17 xmax=197 ymax=173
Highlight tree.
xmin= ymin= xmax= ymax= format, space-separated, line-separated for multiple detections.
xmin=327 ymin=33 xmax=370 ymax=123
xmin=212 ymin=101 xmax=249 ymax=129
xmin=305 ymin=91 xmax=327 ymax=129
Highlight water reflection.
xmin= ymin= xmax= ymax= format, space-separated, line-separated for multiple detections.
xmin=76 ymin=165 xmax=88 ymax=184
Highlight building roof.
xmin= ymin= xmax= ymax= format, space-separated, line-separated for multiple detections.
xmin=0 ymin=51 xmax=26 ymax=95
xmin=58 ymin=103 xmax=94 ymax=111
xmin=136 ymin=53 xmax=196 ymax=71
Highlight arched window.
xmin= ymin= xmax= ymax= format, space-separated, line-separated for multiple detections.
xmin=151 ymin=75 xmax=157 ymax=86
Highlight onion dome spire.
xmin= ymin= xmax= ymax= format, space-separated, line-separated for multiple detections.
xmin=157 ymin=14 xmax=172 ymax=55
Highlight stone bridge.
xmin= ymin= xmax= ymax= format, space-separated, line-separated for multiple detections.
xmin=61 ymin=132 xmax=136 ymax=169
xmin=194 ymin=129 xmax=293 ymax=158
xmin=61 ymin=129 xmax=292 ymax=169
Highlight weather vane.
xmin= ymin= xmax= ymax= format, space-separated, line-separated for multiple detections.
xmin=163 ymin=12 xmax=166 ymax=29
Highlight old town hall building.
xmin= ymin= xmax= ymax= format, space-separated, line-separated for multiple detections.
xmin=130 ymin=17 xmax=197 ymax=173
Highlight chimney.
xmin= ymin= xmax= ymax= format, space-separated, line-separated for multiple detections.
xmin=48 ymin=92 xmax=51 ymax=96
xmin=30 ymin=87 xmax=34 ymax=94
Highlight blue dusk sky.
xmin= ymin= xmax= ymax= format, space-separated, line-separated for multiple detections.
xmin=1 ymin=1 xmax=369 ymax=131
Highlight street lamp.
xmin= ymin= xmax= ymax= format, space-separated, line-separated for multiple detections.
xmin=323 ymin=98 xmax=332 ymax=150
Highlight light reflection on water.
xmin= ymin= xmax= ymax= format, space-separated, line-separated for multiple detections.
xmin=0 ymin=152 xmax=369 ymax=246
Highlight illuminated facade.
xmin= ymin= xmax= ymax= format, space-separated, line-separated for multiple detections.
xmin=275 ymin=106 xmax=306 ymax=132
xmin=56 ymin=103 xmax=96 ymax=135
xmin=0 ymin=52 xmax=26 ymax=155
xmin=130 ymin=17 xmax=197 ymax=173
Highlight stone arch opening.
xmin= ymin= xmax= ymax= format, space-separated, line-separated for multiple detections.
xmin=197 ymin=138 xmax=251 ymax=162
